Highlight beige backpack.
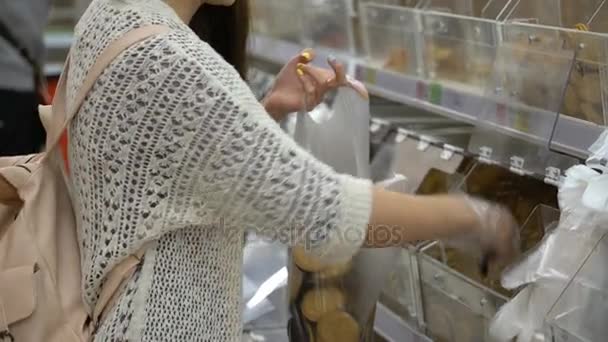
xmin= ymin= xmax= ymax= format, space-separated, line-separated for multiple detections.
xmin=0 ymin=25 xmax=169 ymax=342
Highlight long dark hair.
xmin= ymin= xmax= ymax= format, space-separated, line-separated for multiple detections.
xmin=189 ymin=1 xmax=250 ymax=80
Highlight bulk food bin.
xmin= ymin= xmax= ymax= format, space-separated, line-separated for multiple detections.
xmin=377 ymin=130 xmax=472 ymax=330
xmin=360 ymin=4 xmax=424 ymax=76
xmin=499 ymin=21 xmax=608 ymax=126
xmin=545 ymin=233 xmax=608 ymax=342
xmin=300 ymin=0 xmax=356 ymax=54
xmin=250 ymin=0 xmax=303 ymax=44
xmin=416 ymin=0 xmax=496 ymax=17
xmin=504 ymin=0 xmax=604 ymax=28
xmin=417 ymin=163 xmax=561 ymax=342
xmin=421 ymin=11 xmax=500 ymax=92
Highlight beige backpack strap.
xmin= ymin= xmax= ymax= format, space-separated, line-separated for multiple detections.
xmin=45 ymin=25 xmax=169 ymax=330
xmin=45 ymin=25 xmax=171 ymax=154
xmin=92 ymin=245 xmax=150 ymax=329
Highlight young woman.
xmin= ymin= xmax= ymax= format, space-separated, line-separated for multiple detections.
xmin=66 ymin=0 xmax=518 ymax=340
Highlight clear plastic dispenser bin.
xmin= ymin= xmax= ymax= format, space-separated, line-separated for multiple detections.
xmin=505 ymin=0 xmax=604 ymax=28
xmin=380 ymin=246 xmax=427 ymax=333
xmin=416 ymin=162 xmax=560 ymax=342
xmin=379 ymin=134 xmax=470 ymax=331
xmin=421 ymin=11 xmax=499 ymax=91
xmin=416 ymin=0 xmax=495 ymax=17
xmin=250 ymin=0 xmax=303 ymax=44
xmin=358 ymin=0 xmax=420 ymax=7
xmin=477 ymin=24 xmax=575 ymax=146
xmin=500 ymin=10 xmax=608 ymax=127
xmin=360 ymin=4 xmax=423 ymax=76
xmin=301 ymin=0 xmax=356 ymax=54
xmin=545 ymin=233 xmax=608 ymax=342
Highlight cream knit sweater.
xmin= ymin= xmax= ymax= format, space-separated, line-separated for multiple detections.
xmin=67 ymin=0 xmax=372 ymax=341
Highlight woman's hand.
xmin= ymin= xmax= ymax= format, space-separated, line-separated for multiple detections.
xmin=443 ymin=196 xmax=520 ymax=275
xmin=262 ymin=49 xmax=368 ymax=121
xmin=366 ymin=189 xmax=519 ymax=272
xmin=466 ymin=197 xmax=521 ymax=275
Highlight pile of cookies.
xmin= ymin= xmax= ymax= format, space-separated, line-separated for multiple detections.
xmin=289 ymin=246 xmax=363 ymax=342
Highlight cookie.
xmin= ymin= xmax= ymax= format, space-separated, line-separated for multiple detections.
xmin=301 ymin=287 xmax=346 ymax=322
xmin=317 ymin=311 xmax=360 ymax=342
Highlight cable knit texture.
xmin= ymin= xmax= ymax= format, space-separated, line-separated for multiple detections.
xmin=66 ymin=0 xmax=372 ymax=340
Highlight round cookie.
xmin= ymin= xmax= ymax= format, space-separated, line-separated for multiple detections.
xmin=301 ymin=287 xmax=346 ymax=322
xmin=317 ymin=260 xmax=352 ymax=280
xmin=293 ymin=246 xmax=326 ymax=273
xmin=317 ymin=311 xmax=360 ymax=342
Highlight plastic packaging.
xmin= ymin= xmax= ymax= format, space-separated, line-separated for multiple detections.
xmin=242 ymin=234 xmax=289 ymax=327
xmin=289 ymin=85 xmax=404 ymax=342
xmin=489 ymin=129 xmax=608 ymax=342
xmin=293 ymin=86 xmax=371 ymax=178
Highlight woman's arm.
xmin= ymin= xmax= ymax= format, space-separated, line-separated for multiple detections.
xmin=366 ymin=187 xmax=518 ymax=266
xmin=367 ymin=188 xmax=478 ymax=246
xmin=169 ymin=52 xmax=516 ymax=267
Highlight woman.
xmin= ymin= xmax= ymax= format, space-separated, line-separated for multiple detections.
xmin=66 ymin=0 xmax=518 ymax=340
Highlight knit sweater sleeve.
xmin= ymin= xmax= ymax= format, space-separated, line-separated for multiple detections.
xmin=164 ymin=55 xmax=373 ymax=262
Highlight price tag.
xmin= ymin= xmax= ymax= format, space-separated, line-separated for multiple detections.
xmin=364 ymin=68 xmax=378 ymax=85
xmin=496 ymin=103 xmax=507 ymax=125
xmin=428 ymin=82 xmax=442 ymax=105
xmin=416 ymin=81 xmax=427 ymax=100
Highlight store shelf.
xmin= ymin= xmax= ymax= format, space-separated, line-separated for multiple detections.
xmin=248 ymin=34 xmax=604 ymax=159
xmin=43 ymin=32 xmax=603 ymax=159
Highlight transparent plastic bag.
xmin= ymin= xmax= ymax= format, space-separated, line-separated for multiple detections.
xmin=294 ymin=86 xmax=371 ymax=178
xmin=242 ymin=234 xmax=289 ymax=327
xmin=289 ymin=85 xmax=406 ymax=341
xmin=489 ymin=130 xmax=608 ymax=342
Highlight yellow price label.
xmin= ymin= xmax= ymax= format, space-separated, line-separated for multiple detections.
xmin=365 ymin=68 xmax=378 ymax=85
xmin=514 ymin=111 xmax=529 ymax=132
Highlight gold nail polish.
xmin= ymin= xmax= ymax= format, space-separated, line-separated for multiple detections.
xmin=301 ymin=52 xmax=312 ymax=61
xmin=297 ymin=63 xmax=306 ymax=69
xmin=297 ymin=68 xmax=305 ymax=76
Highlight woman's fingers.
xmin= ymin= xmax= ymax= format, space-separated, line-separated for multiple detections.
xmin=296 ymin=48 xmax=315 ymax=65
xmin=298 ymin=63 xmax=331 ymax=104
xmin=296 ymin=68 xmax=318 ymax=110
xmin=327 ymin=55 xmax=347 ymax=86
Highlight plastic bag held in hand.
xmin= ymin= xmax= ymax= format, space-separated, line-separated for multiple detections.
xmin=293 ymin=78 xmax=371 ymax=179
xmin=292 ymin=79 xmax=407 ymax=334
xmin=489 ymin=130 xmax=608 ymax=342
